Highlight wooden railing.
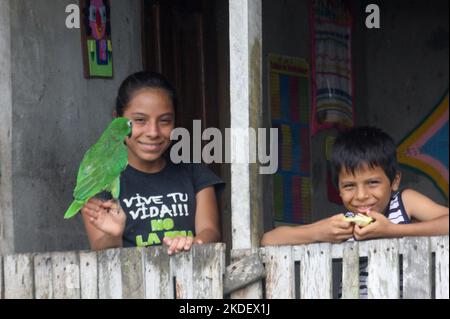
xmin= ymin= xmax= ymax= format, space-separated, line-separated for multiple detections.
xmin=0 ymin=236 xmax=448 ymax=299
xmin=0 ymin=244 xmax=225 ymax=299
xmin=258 ymin=236 xmax=449 ymax=299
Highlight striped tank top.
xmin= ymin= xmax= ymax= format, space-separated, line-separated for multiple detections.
xmin=342 ymin=190 xmax=410 ymax=298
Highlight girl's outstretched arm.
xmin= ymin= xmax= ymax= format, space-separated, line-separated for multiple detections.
xmin=194 ymin=186 xmax=221 ymax=243
xmin=163 ymin=186 xmax=221 ymax=255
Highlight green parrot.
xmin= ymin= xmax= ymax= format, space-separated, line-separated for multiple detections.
xmin=64 ymin=117 xmax=132 ymax=219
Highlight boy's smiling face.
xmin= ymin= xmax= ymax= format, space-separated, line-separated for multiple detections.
xmin=338 ymin=164 xmax=401 ymax=215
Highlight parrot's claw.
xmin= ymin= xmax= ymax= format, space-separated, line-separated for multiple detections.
xmin=111 ymin=199 xmax=121 ymax=215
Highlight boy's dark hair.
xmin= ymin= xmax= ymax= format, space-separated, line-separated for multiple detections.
xmin=331 ymin=126 xmax=399 ymax=185
xmin=115 ymin=71 xmax=177 ymax=116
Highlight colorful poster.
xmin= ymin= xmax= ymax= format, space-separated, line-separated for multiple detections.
xmin=81 ymin=0 xmax=113 ymax=78
xmin=269 ymin=54 xmax=311 ymax=224
xmin=310 ymin=0 xmax=354 ymax=135
xmin=397 ymin=93 xmax=449 ymax=200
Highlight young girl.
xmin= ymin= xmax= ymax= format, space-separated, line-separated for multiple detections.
xmin=81 ymin=71 xmax=224 ymax=255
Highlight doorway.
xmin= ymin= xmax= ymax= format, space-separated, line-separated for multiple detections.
xmin=141 ymin=0 xmax=231 ymax=252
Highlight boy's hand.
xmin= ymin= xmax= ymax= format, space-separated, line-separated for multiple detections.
xmin=353 ymin=211 xmax=394 ymax=240
xmin=81 ymin=198 xmax=126 ymax=238
xmin=315 ymin=213 xmax=355 ymax=243
xmin=163 ymin=236 xmax=203 ymax=255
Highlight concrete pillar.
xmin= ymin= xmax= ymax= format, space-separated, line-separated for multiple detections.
xmin=0 ymin=0 xmax=14 ymax=255
xmin=229 ymin=0 xmax=263 ymax=298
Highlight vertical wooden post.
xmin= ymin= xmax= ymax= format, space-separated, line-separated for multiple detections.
xmin=264 ymin=246 xmax=295 ymax=298
xmin=192 ymin=244 xmax=225 ymax=299
xmin=4 ymin=253 xmax=34 ymax=299
xmin=367 ymin=239 xmax=400 ymax=299
xmin=51 ymin=251 xmax=81 ymax=299
xmin=0 ymin=256 xmax=3 ymax=298
xmin=98 ymin=248 xmax=123 ymax=299
xmin=34 ymin=253 xmax=53 ymax=299
xmin=170 ymin=249 xmax=194 ymax=299
xmin=79 ymin=251 xmax=98 ymax=299
xmin=299 ymin=243 xmax=332 ymax=298
xmin=434 ymin=236 xmax=449 ymax=299
xmin=342 ymin=241 xmax=360 ymax=299
xmin=144 ymin=246 xmax=172 ymax=299
xmin=229 ymin=0 xmax=263 ymax=299
xmin=120 ymin=247 xmax=145 ymax=299
xmin=402 ymin=237 xmax=432 ymax=298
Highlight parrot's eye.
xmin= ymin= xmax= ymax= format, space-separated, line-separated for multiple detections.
xmin=127 ymin=120 xmax=132 ymax=127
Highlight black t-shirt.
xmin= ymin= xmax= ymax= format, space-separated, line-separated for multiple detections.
xmin=115 ymin=161 xmax=224 ymax=247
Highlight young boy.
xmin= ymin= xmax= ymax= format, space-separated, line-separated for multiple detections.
xmin=261 ymin=126 xmax=449 ymax=246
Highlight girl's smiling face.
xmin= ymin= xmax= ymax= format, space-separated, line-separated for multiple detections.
xmin=123 ymin=88 xmax=175 ymax=172
xmin=338 ymin=164 xmax=401 ymax=215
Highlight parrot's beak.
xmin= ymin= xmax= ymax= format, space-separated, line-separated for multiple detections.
xmin=127 ymin=123 xmax=132 ymax=138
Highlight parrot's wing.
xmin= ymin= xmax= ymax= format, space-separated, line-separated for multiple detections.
xmin=73 ymin=163 xmax=108 ymax=200
xmin=74 ymin=144 xmax=127 ymax=200
xmin=108 ymin=176 xmax=121 ymax=199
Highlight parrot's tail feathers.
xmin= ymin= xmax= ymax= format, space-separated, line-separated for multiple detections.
xmin=64 ymin=200 xmax=85 ymax=219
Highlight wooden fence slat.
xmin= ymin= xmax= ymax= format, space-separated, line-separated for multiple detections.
xmin=34 ymin=253 xmax=53 ymax=299
xmin=144 ymin=246 xmax=172 ymax=299
xmin=342 ymin=241 xmax=359 ymax=299
xmin=98 ymin=248 xmax=122 ymax=299
xmin=0 ymin=256 xmax=3 ymax=299
xmin=367 ymin=239 xmax=399 ymax=299
xmin=264 ymin=246 xmax=295 ymax=298
xmin=193 ymin=243 xmax=225 ymax=299
xmin=79 ymin=251 xmax=98 ymax=299
xmin=171 ymin=249 xmax=193 ymax=299
xmin=4 ymin=253 xmax=34 ymax=299
xmin=120 ymin=247 xmax=145 ymax=299
xmin=402 ymin=237 xmax=431 ymax=298
xmin=300 ymin=243 xmax=332 ymax=299
xmin=435 ymin=236 xmax=449 ymax=299
xmin=51 ymin=251 xmax=80 ymax=299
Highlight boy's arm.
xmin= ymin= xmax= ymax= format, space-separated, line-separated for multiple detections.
xmin=354 ymin=189 xmax=449 ymax=240
xmin=403 ymin=189 xmax=449 ymax=222
xmin=396 ymin=189 xmax=448 ymax=236
xmin=261 ymin=214 xmax=354 ymax=246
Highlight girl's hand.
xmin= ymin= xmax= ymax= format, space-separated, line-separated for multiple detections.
xmin=315 ymin=213 xmax=355 ymax=243
xmin=353 ymin=211 xmax=394 ymax=240
xmin=163 ymin=236 xmax=203 ymax=255
xmin=81 ymin=198 xmax=126 ymax=238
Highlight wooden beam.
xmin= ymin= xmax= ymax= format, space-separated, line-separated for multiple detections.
xmin=229 ymin=0 xmax=263 ymax=298
xmin=223 ymin=252 xmax=265 ymax=295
